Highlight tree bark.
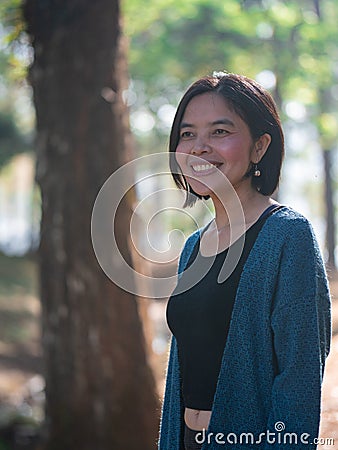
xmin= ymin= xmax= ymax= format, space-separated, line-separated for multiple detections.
xmin=323 ymin=148 xmax=337 ymax=271
xmin=314 ymin=0 xmax=337 ymax=273
xmin=22 ymin=1 xmax=159 ymax=449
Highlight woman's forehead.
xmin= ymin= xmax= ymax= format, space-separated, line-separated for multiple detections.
xmin=181 ymin=92 xmax=241 ymax=124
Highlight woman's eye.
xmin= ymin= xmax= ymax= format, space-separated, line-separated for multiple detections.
xmin=214 ymin=129 xmax=228 ymax=135
xmin=180 ymin=131 xmax=194 ymax=138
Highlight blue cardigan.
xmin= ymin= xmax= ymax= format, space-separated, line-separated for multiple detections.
xmin=158 ymin=206 xmax=331 ymax=449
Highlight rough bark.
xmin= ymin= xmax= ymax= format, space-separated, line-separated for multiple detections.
xmin=22 ymin=1 xmax=159 ymax=449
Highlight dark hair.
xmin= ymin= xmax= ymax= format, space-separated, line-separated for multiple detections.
xmin=169 ymin=72 xmax=284 ymax=207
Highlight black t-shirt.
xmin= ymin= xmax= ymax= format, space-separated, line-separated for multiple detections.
xmin=166 ymin=205 xmax=282 ymax=410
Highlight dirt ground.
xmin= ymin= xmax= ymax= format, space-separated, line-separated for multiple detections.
xmin=318 ymin=273 xmax=338 ymax=448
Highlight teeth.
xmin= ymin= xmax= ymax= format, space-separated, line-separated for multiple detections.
xmin=192 ymin=163 xmax=216 ymax=172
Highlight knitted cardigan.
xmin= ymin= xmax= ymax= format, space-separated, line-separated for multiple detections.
xmin=158 ymin=206 xmax=331 ymax=449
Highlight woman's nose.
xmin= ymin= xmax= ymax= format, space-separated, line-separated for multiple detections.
xmin=191 ymin=137 xmax=211 ymax=154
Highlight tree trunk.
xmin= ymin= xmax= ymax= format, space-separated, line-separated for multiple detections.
xmin=22 ymin=1 xmax=159 ymax=449
xmin=323 ymin=148 xmax=337 ymax=271
xmin=314 ymin=0 xmax=337 ymax=273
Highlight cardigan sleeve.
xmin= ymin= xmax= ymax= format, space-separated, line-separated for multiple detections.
xmin=265 ymin=217 xmax=331 ymax=449
xmin=158 ymin=230 xmax=200 ymax=450
xmin=158 ymin=336 xmax=184 ymax=450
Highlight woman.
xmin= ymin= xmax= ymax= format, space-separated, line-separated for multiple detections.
xmin=159 ymin=73 xmax=331 ymax=449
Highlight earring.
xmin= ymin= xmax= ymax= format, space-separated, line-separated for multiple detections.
xmin=254 ymin=164 xmax=261 ymax=177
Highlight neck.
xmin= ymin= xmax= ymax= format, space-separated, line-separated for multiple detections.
xmin=210 ymin=184 xmax=271 ymax=230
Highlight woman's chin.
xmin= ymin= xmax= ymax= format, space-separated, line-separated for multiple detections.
xmin=187 ymin=181 xmax=212 ymax=199
xmin=188 ymin=178 xmax=235 ymax=200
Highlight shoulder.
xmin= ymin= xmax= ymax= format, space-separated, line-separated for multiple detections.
xmin=265 ymin=205 xmax=317 ymax=243
xmin=243 ymin=205 xmax=325 ymax=281
xmin=267 ymin=206 xmax=327 ymax=275
xmin=267 ymin=205 xmax=312 ymax=227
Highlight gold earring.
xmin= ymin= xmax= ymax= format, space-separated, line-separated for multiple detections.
xmin=254 ymin=164 xmax=261 ymax=177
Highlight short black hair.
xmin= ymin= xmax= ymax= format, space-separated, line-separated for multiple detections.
xmin=169 ymin=72 xmax=284 ymax=207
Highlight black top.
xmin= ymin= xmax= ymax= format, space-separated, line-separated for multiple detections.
xmin=166 ymin=205 xmax=282 ymax=410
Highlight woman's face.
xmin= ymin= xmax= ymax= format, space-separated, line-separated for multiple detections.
xmin=175 ymin=92 xmax=260 ymax=200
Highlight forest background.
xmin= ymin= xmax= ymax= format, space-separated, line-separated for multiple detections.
xmin=0 ymin=0 xmax=337 ymax=449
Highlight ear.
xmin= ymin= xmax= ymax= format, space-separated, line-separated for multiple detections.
xmin=251 ymin=133 xmax=271 ymax=163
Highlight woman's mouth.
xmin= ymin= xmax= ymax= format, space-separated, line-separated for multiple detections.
xmin=191 ymin=162 xmax=222 ymax=175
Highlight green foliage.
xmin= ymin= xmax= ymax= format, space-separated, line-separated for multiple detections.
xmin=0 ymin=1 xmax=33 ymax=168
xmin=122 ymin=0 xmax=338 ymax=152
xmin=0 ymin=0 xmax=25 ymax=43
xmin=2 ymin=0 xmax=337 ymax=165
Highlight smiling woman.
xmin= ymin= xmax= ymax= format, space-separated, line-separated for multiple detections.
xmin=169 ymin=73 xmax=284 ymax=208
xmin=159 ymin=73 xmax=331 ymax=450
xmin=174 ymin=92 xmax=271 ymax=202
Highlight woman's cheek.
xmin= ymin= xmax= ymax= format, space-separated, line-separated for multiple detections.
xmin=175 ymin=148 xmax=189 ymax=170
xmin=219 ymin=144 xmax=246 ymax=162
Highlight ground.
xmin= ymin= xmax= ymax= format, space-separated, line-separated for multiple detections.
xmin=319 ymin=272 xmax=338 ymax=448
xmin=0 ymin=253 xmax=337 ymax=448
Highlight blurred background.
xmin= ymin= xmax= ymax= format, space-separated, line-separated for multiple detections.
xmin=0 ymin=0 xmax=337 ymax=449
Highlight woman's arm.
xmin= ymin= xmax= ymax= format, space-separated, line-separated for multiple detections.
xmin=265 ymin=218 xmax=331 ymax=449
